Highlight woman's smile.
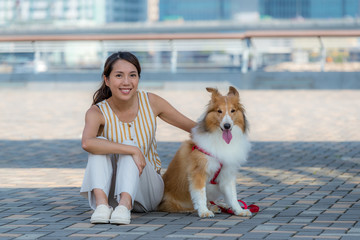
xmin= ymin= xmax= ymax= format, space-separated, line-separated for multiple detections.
xmin=119 ymin=88 xmax=132 ymax=95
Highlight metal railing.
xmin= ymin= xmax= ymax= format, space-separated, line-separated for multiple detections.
xmin=0 ymin=30 xmax=360 ymax=74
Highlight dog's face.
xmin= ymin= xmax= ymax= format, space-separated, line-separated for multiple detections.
xmin=200 ymin=86 xmax=247 ymax=143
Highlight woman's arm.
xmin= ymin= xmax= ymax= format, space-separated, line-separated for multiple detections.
xmin=81 ymin=105 xmax=146 ymax=174
xmin=148 ymin=93 xmax=196 ymax=133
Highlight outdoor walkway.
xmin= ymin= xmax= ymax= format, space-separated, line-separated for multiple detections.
xmin=0 ymin=80 xmax=359 ymax=239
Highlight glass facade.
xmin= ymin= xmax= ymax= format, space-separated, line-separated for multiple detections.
xmin=260 ymin=0 xmax=360 ymax=19
xmin=159 ymin=0 xmax=234 ymax=21
xmin=107 ymin=0 xmax=147 ymax=22
xmin=310 ymin=0 xmax=359 ymax=18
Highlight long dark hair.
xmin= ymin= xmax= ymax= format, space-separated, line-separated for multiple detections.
xmin=92 ymin=51 xmax=141 ymax=105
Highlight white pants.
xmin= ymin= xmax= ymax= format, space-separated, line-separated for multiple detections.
xmin=80 ymin=139 xmax=164 ymax=212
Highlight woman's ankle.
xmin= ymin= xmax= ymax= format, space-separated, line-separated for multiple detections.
xmin=93 ymin=188 xmax=109 ymax=207
xmin=96 ymin=203 xmax=109 ymax=208
xmin=119 ymin=192 xmax=132 ymax=210
xmin=118 ymin=201 xmax=131 ymax=210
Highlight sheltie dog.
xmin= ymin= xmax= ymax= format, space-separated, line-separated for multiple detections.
xmin=158 ymin=86 xmax=252 ymax=217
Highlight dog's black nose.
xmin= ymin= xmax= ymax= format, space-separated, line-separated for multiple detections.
xmin=224 ymin=123 xmax=231 ymax=130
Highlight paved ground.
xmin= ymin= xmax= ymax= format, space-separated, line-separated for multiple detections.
xmin=0 ymin=80 xmax=360 ymax=239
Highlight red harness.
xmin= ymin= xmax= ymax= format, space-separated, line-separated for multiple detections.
xmin=192 ymin=145 xmax=222 ymax=184
xmin=191 ymin=144 xmax=259 ymax=214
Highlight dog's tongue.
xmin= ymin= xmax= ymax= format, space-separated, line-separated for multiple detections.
xmin=222 ymin=129 xmax=232 ymax=144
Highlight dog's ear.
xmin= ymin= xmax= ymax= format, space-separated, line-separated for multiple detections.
xmin=206 ymin=87 xmax=221 ymax=98
xmin=206 ymin=87 xmax=218 ymax=94
xmin=227 ymin=86 xmax=239 ymax=97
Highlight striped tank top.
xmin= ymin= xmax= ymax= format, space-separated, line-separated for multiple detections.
xmin=97 ymin=91 xmax=161 ymax=172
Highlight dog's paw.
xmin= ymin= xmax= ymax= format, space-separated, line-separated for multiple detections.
xmin=208 ymin=204 xmax=222 ymax=214
xmin=198 ymin=210 xmax=215 ymax=218
xmin=234 ymin=209 xmax=252 ymax=217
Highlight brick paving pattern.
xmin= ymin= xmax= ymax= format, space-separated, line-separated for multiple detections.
xmin=0 ymin=81 xmax=359 ymax=239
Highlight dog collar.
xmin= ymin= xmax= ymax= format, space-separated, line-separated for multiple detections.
xmin=192 ymin=145 xmax=223 ymax=185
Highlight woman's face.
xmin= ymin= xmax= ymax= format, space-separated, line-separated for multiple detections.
xmin=105 ymin=59 xmax=139 ymax=102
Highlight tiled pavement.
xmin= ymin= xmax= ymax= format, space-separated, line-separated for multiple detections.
xmin=0 ymin=81 xmax=360 ymax=239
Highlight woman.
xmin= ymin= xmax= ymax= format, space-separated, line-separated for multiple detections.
xmin=80 ymin=52 xmax=195 ymax=224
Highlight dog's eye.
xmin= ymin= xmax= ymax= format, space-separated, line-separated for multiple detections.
xmin=217 ymin=110 xmax=222 ymax=113
xmin=231 ymin=109 xmax=236 ymax=113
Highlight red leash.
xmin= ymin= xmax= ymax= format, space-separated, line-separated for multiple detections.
xmin=210 ymin=200 xmax=260 ymax=214
xmin=192 ymin=144 xmax=259 ymax=214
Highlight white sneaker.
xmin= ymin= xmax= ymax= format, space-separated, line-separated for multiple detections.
xmin=110 ymin=205 xmax=131 ymax=225
xmin=90 ymin=204 xmax=113 ymax=224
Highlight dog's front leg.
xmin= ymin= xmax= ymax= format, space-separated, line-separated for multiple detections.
xmin=189 ymin=186 xmax=214 ymax=217
xmin=188 ymin=174 xmax=214 ymax=217
xmin=221 ymin=179 xmax=251 ymax=217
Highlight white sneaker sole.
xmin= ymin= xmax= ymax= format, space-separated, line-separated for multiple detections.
xmin=90 ymin=218 xmax=110 ymax=224
xmin=110 ymin=218 xmax=131 ymax=225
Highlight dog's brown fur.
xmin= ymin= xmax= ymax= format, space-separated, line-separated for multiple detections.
xmin=158 ymin=140 xmax=208 ymax=213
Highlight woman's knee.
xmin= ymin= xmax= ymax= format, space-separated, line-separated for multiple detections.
xmin=87 ymin=153 xmax=113 ymax=176
xmin=88 ymin=153 xmax=109 ymax=165
xmin=117 ymin=154 xmax=139 ymax=174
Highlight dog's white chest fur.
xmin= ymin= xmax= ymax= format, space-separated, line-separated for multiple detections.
xmin=189 ymin=125 xmax=252 ymax=217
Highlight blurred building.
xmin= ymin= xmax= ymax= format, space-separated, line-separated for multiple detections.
xmin=159 ymin=0 xmax=258 ymax=21
xmin=260 ymin=0 xmax=360 ymax=19
xmin=1 ymin=0 xmax=359 ymax=26
xmin=0 ymin=0 xmax=149 ymax=26
xmin=106 ymin=0 xmax=148 ymax=22
xmin=0 ymin=0 xmax=103 ymax=25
